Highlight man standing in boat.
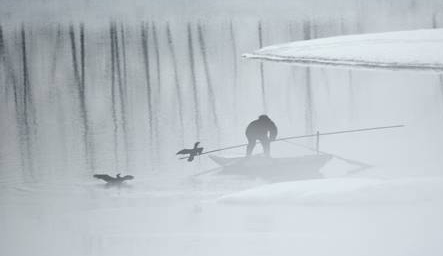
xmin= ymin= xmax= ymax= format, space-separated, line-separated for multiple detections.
xmin=246 ymin=115 xmax=278 ymax=157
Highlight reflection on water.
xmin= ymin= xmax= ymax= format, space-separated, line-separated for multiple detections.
xmin=2 ymin=1 xmax=443 ymax=256
xmin=1 ymin=1 xmax=441 ymax=181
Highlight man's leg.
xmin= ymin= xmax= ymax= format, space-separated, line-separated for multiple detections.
xmin=246 ymin=137 xmax=256 ymax=157
xmin=260 ymin=138 xmax=271 ymax=157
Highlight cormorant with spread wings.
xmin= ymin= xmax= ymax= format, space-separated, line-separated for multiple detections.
xmin=176 ymin=142 xmax=204 ymax=162
xmin=93 ymin=173 xmax=134 ymax=184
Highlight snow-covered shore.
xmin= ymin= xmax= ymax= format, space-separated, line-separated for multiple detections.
xmin=218 ymin=177 xmax=443 ymax=205
xmin=244 ymin=29 xmax=443 ymax=73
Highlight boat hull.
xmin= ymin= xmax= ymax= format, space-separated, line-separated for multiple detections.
xmin=209 ymin=154 xmax=332 ymax=182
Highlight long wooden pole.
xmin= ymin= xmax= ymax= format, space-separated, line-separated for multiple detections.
xmin=179 ymin=124 xmax=404 ymax=159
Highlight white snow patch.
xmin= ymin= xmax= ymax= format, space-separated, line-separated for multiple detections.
xmin=218 ymin=177 xmax=443 ymax=205
xmin=244 ymin=29 xmax=443 ymax=73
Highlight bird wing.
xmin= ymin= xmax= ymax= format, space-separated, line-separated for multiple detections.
xmin=177 ymin=149 xmax=192 ymax=155
xmin=93 ymin=174 xmax=114 ymax=182
xmin=122 ymin=175 xmax=134 ymax=181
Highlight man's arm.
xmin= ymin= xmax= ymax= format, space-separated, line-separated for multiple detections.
xmin=269 ymin=121 xmax=278 ymax=141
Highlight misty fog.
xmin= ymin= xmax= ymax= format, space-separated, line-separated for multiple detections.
xmin=1 ymin=1 xmax=443 ymax=256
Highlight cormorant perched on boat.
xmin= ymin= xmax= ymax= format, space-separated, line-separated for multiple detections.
xmin=93 ymin=173 xmax=134 ymax=184
xmin=177 ymin=142 xmax=204 ymax=162
xmin=246 ymin=115 xmax=278 ymax=157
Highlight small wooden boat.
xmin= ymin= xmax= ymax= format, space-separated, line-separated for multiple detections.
xmin=209 ymin=154 xmax=332 ymax=181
